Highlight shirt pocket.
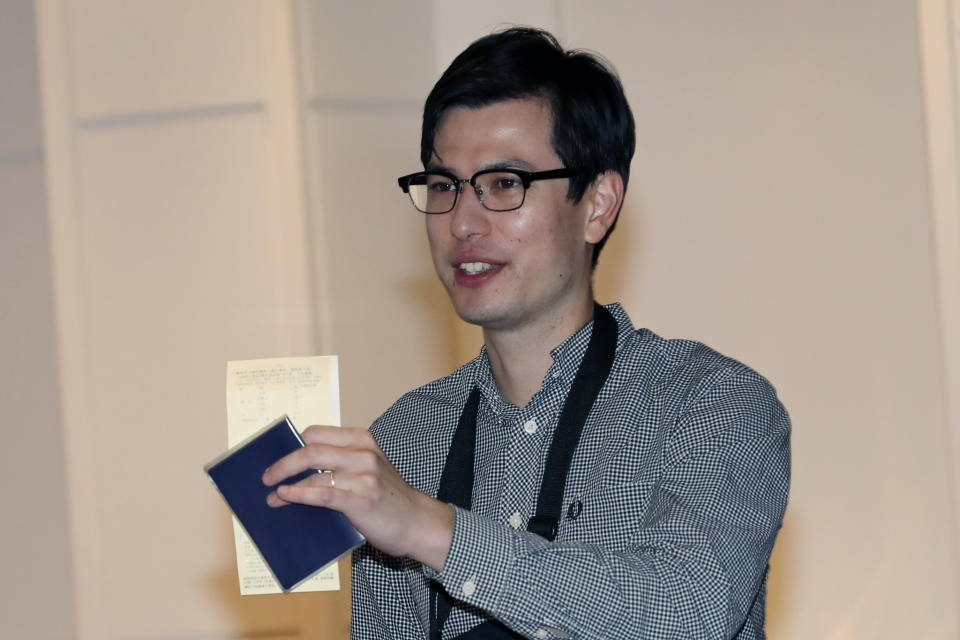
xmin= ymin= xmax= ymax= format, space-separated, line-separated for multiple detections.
xmin=561 ymin=480 xmax=655 ymax=548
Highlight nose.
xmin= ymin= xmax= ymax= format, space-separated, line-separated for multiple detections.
xmin=454 ymin=178 xmax=486 ymax=207
xmin=449 ymin=180 xmax=490 ymax=240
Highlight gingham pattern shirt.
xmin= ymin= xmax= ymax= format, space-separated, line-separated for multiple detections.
xmin=352 ymin=303 xmax=790 ymax=639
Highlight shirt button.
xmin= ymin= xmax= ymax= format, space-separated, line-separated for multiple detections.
xmin=508 ymin=512 xmax=523 ymax=529
xmin=534 ymin=629 xmax=549 ymax=639
xmin=523 ymin=418 xmax=538 ymax=434
xmin=462 ymin=580 xmax=477 ymax=597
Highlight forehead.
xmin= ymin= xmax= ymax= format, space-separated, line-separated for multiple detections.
xmin=431 ymin=97 xmax=558 ymax=170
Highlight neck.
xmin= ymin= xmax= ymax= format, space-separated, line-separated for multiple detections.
xmin=483 ymin=296 xmax=595 ymax=408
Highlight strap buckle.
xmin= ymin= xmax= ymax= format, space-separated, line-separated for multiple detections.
xmin=526 ymin=514 xmax=559 ymax=540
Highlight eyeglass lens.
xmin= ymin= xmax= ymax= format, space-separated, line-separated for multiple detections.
xmin=407 ymin=171 xmax=525 ymax=214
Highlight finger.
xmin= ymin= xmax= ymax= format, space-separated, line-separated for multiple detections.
xmin=300 ymin=424 xmax=377 ymax=448
xmin=266 ymin=470 xmax=336 ymax=508
xmin=263 ymin=430 xmax=383 ymax=486
xmin=274 ymin=474 xmax=342 ymax=510
xmin=266 ymin=490 xmax=290 ymax=508
xmin=262 ymin=443 xmax=342 ymax=486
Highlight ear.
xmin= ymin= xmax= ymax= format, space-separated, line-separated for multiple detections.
xmin=582 ymin=171 xmax=625 ymax=245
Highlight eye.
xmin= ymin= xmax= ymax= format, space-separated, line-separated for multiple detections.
xmin=486 ymin=172 xmax=522 ymax=192
xmin=427 ymin=177 xmax=457 ymax=193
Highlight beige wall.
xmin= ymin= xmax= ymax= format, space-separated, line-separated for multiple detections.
xmin=31 ymin=1 xmax=346 ymax=638
xmin=0 ymin=1 xmax=76 ymax=637
xmin=2 ymin=0 xmax=958 ymax=638
xmin=578 ymin=3 xmax=957 ymax=635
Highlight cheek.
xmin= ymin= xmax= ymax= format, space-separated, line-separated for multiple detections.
xmin=499 ymin=210 xmax=540 ymax=245
xmin=424 ymin=214 xmax=440 ymax=239
xmin=510 ymin=209 xmax=579 ymax=255
xmin=425 ymin=217 xmax=446 ymax=250
xmin=424 ymin=220 xmax=449 ymax=272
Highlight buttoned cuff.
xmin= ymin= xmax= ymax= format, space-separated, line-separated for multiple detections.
xmin=423 ymin=505 xmax=519 ymax=612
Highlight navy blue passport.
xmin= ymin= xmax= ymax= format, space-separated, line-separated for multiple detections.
xmin=204 ymin=416 xmax=365 ymax=591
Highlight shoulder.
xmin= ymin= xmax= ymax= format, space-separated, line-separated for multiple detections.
xmin=370 ymin=359 xmax=475 ymax=438
xmin=606 ymin=303 xmax=769 ymax=398
xmin=627 ymin=329 xmax=771 ymax=396
xmin=612 ymin=324 xmax=790 ymax=460
xmin=366 ymin=357 xmax=479 ymax=489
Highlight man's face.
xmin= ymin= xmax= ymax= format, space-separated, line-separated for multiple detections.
xmin=426 ymin=97 xmax=595 ymax=334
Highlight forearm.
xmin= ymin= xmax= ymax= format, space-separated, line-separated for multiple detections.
xmin=428 ymin=510 xmax=765 ymax=640
xmin=404 ymin=491 xmax=455 ymax=571
xmin=427 ymin=422 xmax=789 ymax=640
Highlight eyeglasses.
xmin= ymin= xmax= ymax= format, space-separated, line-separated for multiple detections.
xmin=397 ymin=167 xmax=581 ymax=214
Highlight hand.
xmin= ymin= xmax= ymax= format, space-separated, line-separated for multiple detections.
xmin=262 ymin=425 xmax=454 ymax=571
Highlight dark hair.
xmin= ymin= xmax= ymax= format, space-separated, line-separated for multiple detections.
xmin=421 ymin=27 xmax=635 ymax=266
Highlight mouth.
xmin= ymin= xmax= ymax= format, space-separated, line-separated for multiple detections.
xmin=458 ymin=261 xmax=496 ymax=275
xmin=451 ymin=259 xmax=503 ymax=287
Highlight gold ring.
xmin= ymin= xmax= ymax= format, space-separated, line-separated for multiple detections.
xmin=328 ymin=470 xmax=335 ymax=488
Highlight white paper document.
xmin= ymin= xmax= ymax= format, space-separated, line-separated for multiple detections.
xmin=226 ymin=355 xmax=342 ymax=594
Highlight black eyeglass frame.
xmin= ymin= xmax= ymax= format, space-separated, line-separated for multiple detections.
xmin=397 ymin=167 xmax=582 ymax=214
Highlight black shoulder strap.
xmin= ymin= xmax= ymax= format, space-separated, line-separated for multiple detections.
xmin=430 ymin=303 xmax=618 ymax=640
xmin=436 ymin=387 xmax=481 ymax=509
xmin=527 ymin=303 xmax=617 ymax=540
xmin=430 ymin=387 xmax=479 ymax=640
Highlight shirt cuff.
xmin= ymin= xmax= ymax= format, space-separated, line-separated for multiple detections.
xmin=423 ymin=504 xmax=519 ymax=613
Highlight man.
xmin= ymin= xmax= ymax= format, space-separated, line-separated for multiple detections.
xmin=263 ymin=28 xmax=790 ymax=639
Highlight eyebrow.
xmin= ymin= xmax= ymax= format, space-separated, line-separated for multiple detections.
xmin=425 ymin=158 xmax=537 ymax=176
xmin=481 ymin=158 xmax=536 ymax=172
xmin=425 ymin=162 xmax=456 ymax=175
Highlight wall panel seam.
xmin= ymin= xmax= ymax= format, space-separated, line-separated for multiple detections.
xmin=75 ymin=101 xmax=266 ymax=131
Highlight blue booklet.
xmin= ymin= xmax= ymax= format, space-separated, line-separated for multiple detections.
xmin=204 ymin=415 xmax=365 ymax=591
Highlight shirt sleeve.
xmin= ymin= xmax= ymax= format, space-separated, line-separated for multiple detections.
xmin=426 ymin=367 xmax=791 ymax=640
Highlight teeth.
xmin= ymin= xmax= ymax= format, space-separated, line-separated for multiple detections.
xmin=459 ymin=262 xmax=493 ymax=275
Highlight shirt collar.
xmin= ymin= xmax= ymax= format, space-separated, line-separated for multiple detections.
xmin=466 ymin=302 xmax=633 ymax=411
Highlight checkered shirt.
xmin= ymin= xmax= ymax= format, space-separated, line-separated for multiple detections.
xmin=351 ymin=303 xmax=790 ymax=639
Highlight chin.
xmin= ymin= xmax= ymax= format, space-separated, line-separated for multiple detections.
xmin=454 ymin=304 xmax=530 ymax=333
xmin=451 ymin=300 xmax=508 ymax=329
xmin=453 ymin=308 xmax=497 ymax=328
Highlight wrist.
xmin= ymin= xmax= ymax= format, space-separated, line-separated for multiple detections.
xmin=406 ymin=494 xmax=455 ymax=571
